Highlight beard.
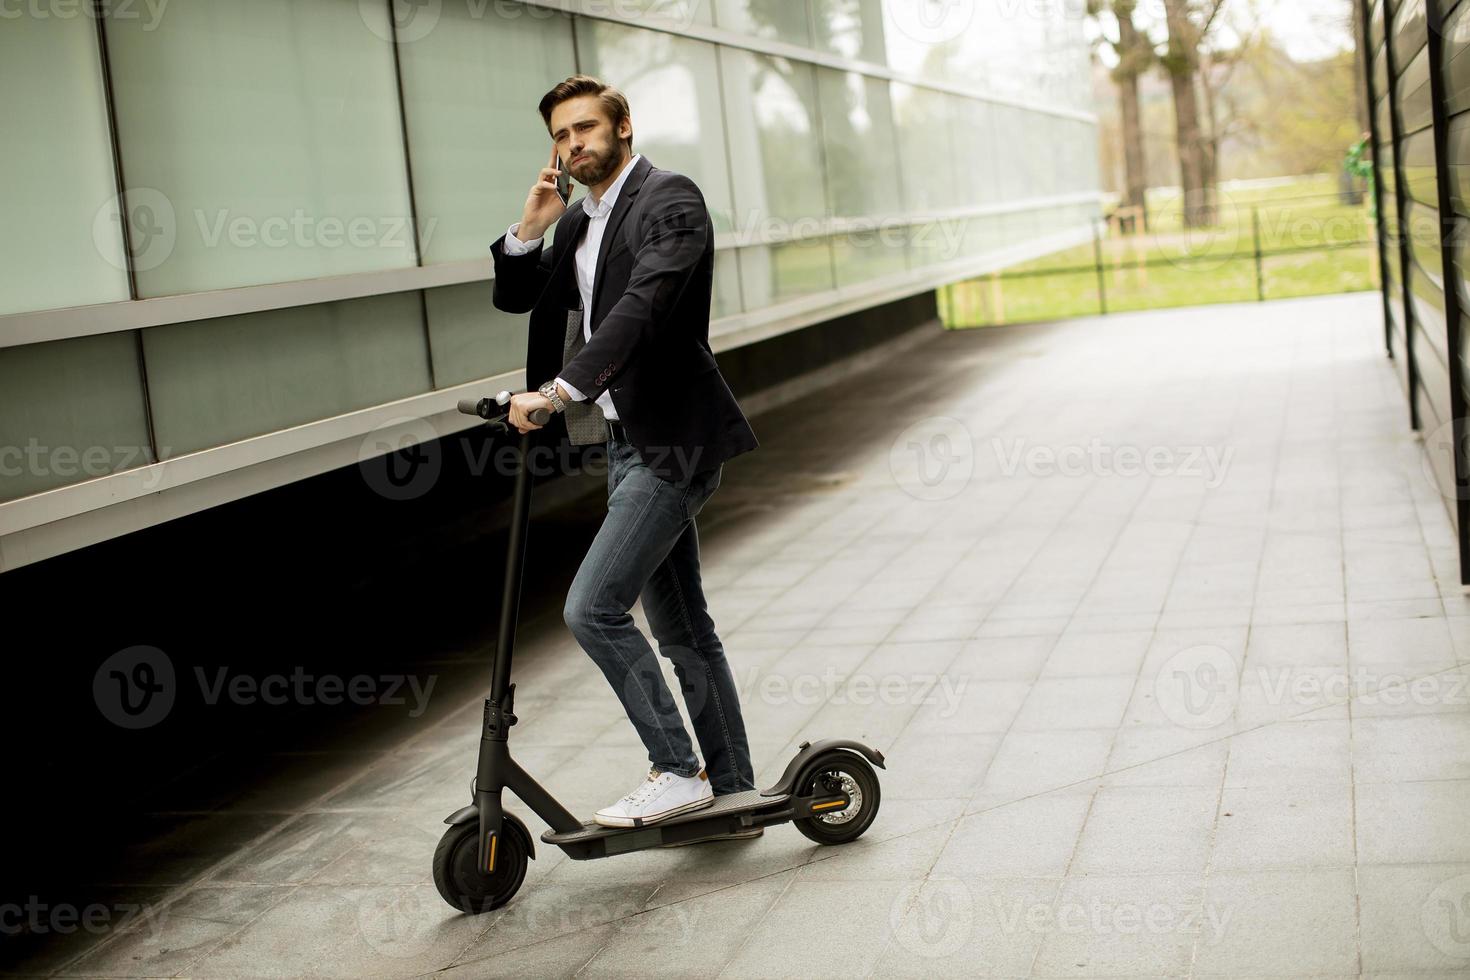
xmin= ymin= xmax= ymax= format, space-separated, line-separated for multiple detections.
xmin=572 ymin=146 xmax=620 ymax=186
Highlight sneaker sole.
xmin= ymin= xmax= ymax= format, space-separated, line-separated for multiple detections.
xmin=593 ymin=793 xmax=715 ymax=829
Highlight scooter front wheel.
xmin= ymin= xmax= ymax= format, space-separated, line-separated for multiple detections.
xmin=433 ymin=818 xmax=530 ymax=913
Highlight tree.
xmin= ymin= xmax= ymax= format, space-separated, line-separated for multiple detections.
xmin=1159 ymin=0 xmax=1227 ymax=227
xmin=1089 ymin=0 xmax=1155 ymax=230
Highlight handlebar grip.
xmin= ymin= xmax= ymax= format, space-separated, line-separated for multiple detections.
xmin=456 ymin=393 xmax=551 ymax=428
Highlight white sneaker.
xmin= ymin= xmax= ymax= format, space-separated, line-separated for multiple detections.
xmin=594 ymin=766 xmax=714 ymax=828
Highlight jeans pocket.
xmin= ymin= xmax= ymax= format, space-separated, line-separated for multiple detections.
xmin=680 ymin=463 xmax=722 ymax=521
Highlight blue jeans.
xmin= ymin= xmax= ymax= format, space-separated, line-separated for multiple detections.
xmin=563 ymin=436 xmax=755 ymax=796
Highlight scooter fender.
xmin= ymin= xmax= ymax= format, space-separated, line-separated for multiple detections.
xmin=443 ymin=804 xmax=536 ymax=860
xmin=760 ymin=738 xmax=887 ymax=797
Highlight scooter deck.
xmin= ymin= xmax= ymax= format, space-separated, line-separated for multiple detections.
xmin=541 ymin=788 xmax=787 ymax=846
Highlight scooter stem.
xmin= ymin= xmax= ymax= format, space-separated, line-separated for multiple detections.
xmin=492 ymin=429 xmax=536 ymax=703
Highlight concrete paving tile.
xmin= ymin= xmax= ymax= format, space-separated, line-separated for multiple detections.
xmin=575 ymin=872 xmax=795 ymax=978
xmin=719 ymin=878 xmax=922 ymax=977
xmin=980 ymin=730 xmax=1114 ymax=798
xmin=1101 ymin=725 xmax=1230 ymax=788
xmin=1223 ymin=718 xmax=1351 ymax=787
xmin=1011 ymin=675 xmax=1136 ymax=732
xmin=1071 ymin=786 xmax=1219 ymax=875
xmin=1356 ymin=780 xmax=1470 ymax=865
xmin=1192 ymin=869 xmax=1359 ymax=976
xmin=181 ymin=882 xmax=489 ymax=977
xmin=880 ymin=730 xmax=1001 ymax=800
xmin=952 ymin=635 xmax=1056 ymax=681
xmin=1352 ymin=714 xmax=1470 ymax=783
xmin=1031 ymin=873 xmax=1205 ymax=977
xmin=1041 ymin=630 xmax=1152 ymax=677
xmin=1359 ymin=863 xmax=1470 ymax=972
xmin=902 ymin=678 xmax=1030 ymax=736
xmin=934 ymin=794 xmax=1093 ymax=878
xmin=873 ymin=876 xmax=1059 ymax=976
xmin=1212 ymin=783 xmax=1355 ymax=871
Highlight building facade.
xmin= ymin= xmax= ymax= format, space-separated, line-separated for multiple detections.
xmin=0 ymin=0 xmax=1100 ymax=571
xmin=1362 ymin=0 xmax=1470 ymax=582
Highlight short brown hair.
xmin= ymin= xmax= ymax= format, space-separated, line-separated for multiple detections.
xmin=538 ymin=74 xmax=633 ymax=153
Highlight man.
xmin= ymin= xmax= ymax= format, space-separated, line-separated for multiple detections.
xmin=490 ymin=75 xmax=761 ymax=839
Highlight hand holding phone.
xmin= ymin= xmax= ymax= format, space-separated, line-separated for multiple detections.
xmin=518 ymin=145 xmax=570 ymax=241
xmin=554 ymin=153 xmax=571 ymax=207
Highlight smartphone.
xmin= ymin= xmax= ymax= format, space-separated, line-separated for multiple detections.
xmin=555 ymin=154 xmax=571 ymax=206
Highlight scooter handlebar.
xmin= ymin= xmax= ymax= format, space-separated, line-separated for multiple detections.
xmin=457 ymin=390 xmax=551 ymax=428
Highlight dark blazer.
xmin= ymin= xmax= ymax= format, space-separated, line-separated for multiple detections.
xmin=490 ymin=154 xmax=758 ymax=484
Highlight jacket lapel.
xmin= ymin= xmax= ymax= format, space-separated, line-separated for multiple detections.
xmin=589 ymin=154 xmax=653 ymax=330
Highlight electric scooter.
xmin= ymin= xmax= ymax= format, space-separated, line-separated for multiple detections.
xmin=433 ymin=390 xmax=886 ymax=913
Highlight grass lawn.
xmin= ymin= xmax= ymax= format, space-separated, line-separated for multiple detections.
xmin=940 ymin=174 xmax=1382 ymax=328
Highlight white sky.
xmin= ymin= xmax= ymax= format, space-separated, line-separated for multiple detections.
xmin=1214 ymin=0 xmax=1357 ymax=60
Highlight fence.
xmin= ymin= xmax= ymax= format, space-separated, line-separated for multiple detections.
xmin=939 ymin=189 xmax=1380 ymax=328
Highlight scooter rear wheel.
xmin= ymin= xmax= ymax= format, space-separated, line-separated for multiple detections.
xmin=793 ymin=750 xmax=881 ymax=845
xmin=433 ymin=818 xmax=530 ymax=914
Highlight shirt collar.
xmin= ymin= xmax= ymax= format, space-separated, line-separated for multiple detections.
xmin=582 ymin=153 xmax=641 ymax=219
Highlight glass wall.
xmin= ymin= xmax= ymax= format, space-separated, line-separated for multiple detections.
xmin=1 ymin=0 xmax=1098 ymax=506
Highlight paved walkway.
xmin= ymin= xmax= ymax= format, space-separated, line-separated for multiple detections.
xmin=23 ymin=292 xmax=1470 ymax=977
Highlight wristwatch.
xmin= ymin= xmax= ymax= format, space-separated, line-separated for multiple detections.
xmin=537 ymin=380 xmax=566 ymax=413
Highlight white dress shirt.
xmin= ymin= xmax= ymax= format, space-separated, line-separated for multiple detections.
xmin=501 ymin=152 xmax=643 ymax=422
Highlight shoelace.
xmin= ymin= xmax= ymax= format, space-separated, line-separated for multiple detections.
xmin=620 ymin=767 xmax=668 ymax=806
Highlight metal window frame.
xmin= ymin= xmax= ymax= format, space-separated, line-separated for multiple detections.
xmin=1381 ymin=0 xmax=1423 ymax=429
xmin=1360 ymin=0 xmax=1395 ymax=359
xmin=0 ymin=191 xmax=1104 ymax=349
xmin=1424 ymin=0 xmax=1470 ymax=582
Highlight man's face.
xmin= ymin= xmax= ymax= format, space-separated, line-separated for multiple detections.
xmin=549 ymin=94 xmax=630 ymax=187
